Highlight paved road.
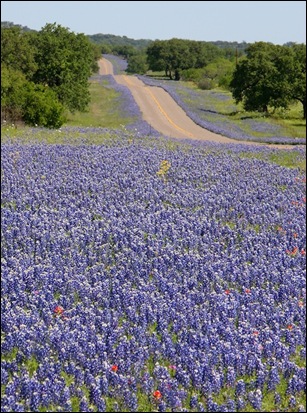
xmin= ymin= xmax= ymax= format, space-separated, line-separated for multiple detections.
xmin=98 ymin=58 xmax=296 ymax=148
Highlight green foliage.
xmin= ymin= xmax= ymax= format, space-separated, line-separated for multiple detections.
xmin=87 ymin=33 xmax=152 ymax=51
xmin=230 ymin=42 xmax=306 ymax=118
xmin=31 ymin=23 xmax=97 ymax=113
xmin=181 ymin=59 xmax=235 ymax=90
xmin=180 ymin=67 xmax=205 ymax=83
xmin=288 ymin=43 xmax=306 ymax=118
xmin=198 ymin=78 xmax=215 ymax=90
xmin=24 ymin=354 xmax=39 ymax=377
xmin=1 ymin=23 xmax=100 ymax=127
xmin=1 ymin=64 xmax=65 ymax=127
xmin=66 ymin=79 xmax=134 ymax=128
xmin=126 ymin=53 xmax=148 ymax=74
xmin=1 ymin=26 xmax=38 ymax=78
xmin=22 ymin=82 xmax=66 ymax=128
xmin=1 ymin=65 xmax=28 ymax=122
xmin=146 ymin=39 xmax=223 ymax=80
xmin=1 ymin=346 xmax=18 ymax=361
xmin=112 ymin=44 xmax=138 ymax=59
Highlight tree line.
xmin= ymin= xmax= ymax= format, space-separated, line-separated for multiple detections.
xmin=1 ymin=22 xmax=306 ymax=128
xmin=133 ymin=38 xmax=305 ymax=118
xmin=1 ymin=23 xmax=101 ymax=128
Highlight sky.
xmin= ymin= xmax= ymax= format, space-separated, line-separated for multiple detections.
xmin=1 ymin=1 xmax=306 ymax=44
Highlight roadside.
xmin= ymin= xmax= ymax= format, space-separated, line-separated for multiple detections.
xmin=98 ymin=58 xmax=304 ymax=149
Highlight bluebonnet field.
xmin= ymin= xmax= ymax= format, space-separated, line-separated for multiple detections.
xmin=1 ymin=55 xmax=306 ymax=412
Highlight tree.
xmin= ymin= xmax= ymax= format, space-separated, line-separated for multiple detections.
xmin=1 ymin=64 xmax=65 ymax=127
xmin=230 ymin=42 xmax=306 ymax=118
xmin=22 ymin=83 xmax=66 ymax=128
xmin=1 ymin=26 xmax=37 ymax=79
xmin=146 ymin=39 xmax=223 ymax=80
xmin=147 ymin=38 xmax=191 ymax=80
xmin=126 ymin=54 xmax=148 ymax=74
xmin=1 ymin=65 xmax=28 ymax=122
xmin=198 ymin=58 xmax=235 ymax=90
xmin=289 ymin=44 xmax=306 ymax=119
xmin=146 ymin=40 xmax=170 ymax=76
xmin=30 ymin=23 xmax=98 ymax=113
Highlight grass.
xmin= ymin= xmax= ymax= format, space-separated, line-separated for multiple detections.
xmin=65 ymin=79 xmax=133 ymax=128
xmin=177 ymin=83 xmax=306 ymax=140
xmin=239 ymin=150 xmax=306 ymax=171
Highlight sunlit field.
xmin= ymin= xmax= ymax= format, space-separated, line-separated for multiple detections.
xmin=1 ymin=55 xmax=306 ymax=412
xmin=138 ymin=75 xmax=306 ymax=145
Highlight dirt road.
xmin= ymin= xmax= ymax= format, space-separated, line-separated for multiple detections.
xmin=98 ymin=58 xmax=297 ymax=148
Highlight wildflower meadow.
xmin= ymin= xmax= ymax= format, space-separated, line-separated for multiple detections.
xmin=1 ymin=56 xmax=306 ymax=412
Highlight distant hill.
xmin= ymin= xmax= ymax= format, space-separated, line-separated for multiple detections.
xmin=1 ymin=21 xmax=35 ymax=32
xmin=87 ymin=34 xmax=252 ymax=53
xmin=1 ymin=21 xmax=251 ymax=53
xmin=87 ymin=33 xmax=152 ymax=51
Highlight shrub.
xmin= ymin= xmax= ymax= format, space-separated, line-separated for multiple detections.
xmin=22 ymin=83 xmax=66 ymax=128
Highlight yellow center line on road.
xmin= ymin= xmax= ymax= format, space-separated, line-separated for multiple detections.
xmin=122 ymin=76 xmax=195 ymax=138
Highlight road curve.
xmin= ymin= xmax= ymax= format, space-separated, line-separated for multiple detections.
xmin=97 ymin=58 xmax=296 ymax=148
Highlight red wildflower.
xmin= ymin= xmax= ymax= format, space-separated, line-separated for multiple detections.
xmin=111 ymin=365 xmax=118 ymax=372
xmin=54 ymin=306 xmax=64 ymax=315
xmin=287 ymin=324 xmax=293 ymax=330
xmin=253 ymin=331 xmax=259 ymax=336
xmin=245 ymin=289 xmax=251 ymax=294
xmin=225 ymin=289 xmax=231 ymax=295
xmin=286 ymin=247 xmax=299 ymax=256
xmin=301 ymin=249 xmax=306 ymax=255
xmin=153 ymin=390 xmax=162 ymax=400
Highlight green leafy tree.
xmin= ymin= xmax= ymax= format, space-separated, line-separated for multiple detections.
xmin=166 ymin=38 xmax=192 ymax=80
xmin=196 ymin=42 xmax=223 ymax=67
xmin=112 ymin=44 xmax=137 ymax=59
xmin=1 ymin=26 xmax=37 ymax=79
xmin=198 ymin=58 xmax=235 ymax=90
xmin=22 ymin=82 xmax=66 ymax=128
xmin=230 ymin=42 xmax=306 ymax=117
xmin=1 ymin=65 xmax=28 ymax=122
xmin=146 ymin=40 xmax=170 ymax=76
xmin=1 ymin=64 xmax=65 ymax=127
xmin=146 ymin=39 xmax=222 ymax=80
xmin=31 ymin=23 xmax=98 ymax=113
xmin=146 ymin=39 xmax=192 ymax=80
xmin=100 ymin=43 xmax=112 ymax=55
xmin=126 ymin=54 xmax=148 ymax=74
xmin=289 ymin=44 xmax=306 ymax=119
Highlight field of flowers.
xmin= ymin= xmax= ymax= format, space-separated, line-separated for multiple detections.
xmin=1 ymin=55 xmax=306 ymax=412
xmin=1 ymin=127 xmax=306 ymax=412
